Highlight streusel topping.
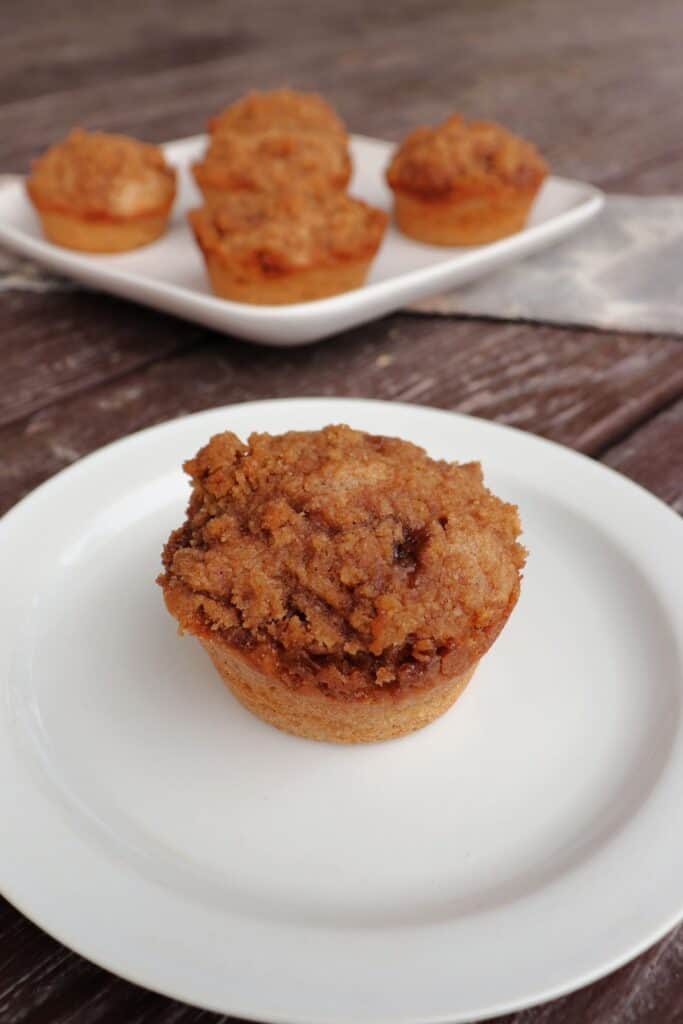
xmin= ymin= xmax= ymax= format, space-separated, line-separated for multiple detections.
xmin=159 ymin=426 xmax=525 ymax=696
xmin=209 ymin=88 xmax=347 ymax=138
xmin=27 ymin=129 xmax=176 ymax=217
xmin=193 ymin=131 xmax=351 ymax=194
xmin=387 ymin=115 xmax=548 ymax=196
xmin=188 ymin=191 xmax=387 ymax=273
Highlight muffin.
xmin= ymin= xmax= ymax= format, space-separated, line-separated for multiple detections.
xmin=192 ymin=131 xmax=352 ymax=210
xmin=208 ymin=88 xmax=347 ymax=139
xmin=188 ymin=191 xmax=387 ymax=304
xmin=26 ymin=129 xmax=176 ymax=252
xmin=386 ymin=114 xmax=548 ymax=245
xmin=158 ymin=425 xmax=526 ymax=743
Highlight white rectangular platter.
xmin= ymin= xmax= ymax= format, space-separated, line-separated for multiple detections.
xmin=0 ymin=134 xmax=603 ymax=346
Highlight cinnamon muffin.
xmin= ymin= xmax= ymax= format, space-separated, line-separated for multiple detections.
xmin=208 ymin=88 xmax=347 ymax=140
xmin=386 ymin=114 xmax=548 ymax=245
xmin=188 ymin=191 xmax=387 ymax=304
xmin=26 ymin=129 xmax=176 ymax=252
xmin=192 ymin=131 xmax=352 ymax=209
xmin=158 ymin=425 xmax=526 ymax=743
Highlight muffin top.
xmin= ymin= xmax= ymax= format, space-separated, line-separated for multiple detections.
xmin=209 ymin=88 xmax=347 ymax=138
xmin=386 ymin=115 xmax=548 ymax=197
xmin=188 ymin=191 xmax=387 ymax=273
xmin=26 ymin=129 xmax=176 ymax=218
xmin=192 ymin=131 xmax=351 ymax=194
xmin=159 ymin=425 xmax=525 ymax=697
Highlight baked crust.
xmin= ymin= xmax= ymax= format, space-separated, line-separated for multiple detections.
xmin=32 ymin=209 xmax=173 ymax=253
xmin=26 ymin=128 xmax=176 ymax=251
xmin=198 ymin=252 xmax=373 ymax=304
xmin=386 ymin=115 xmax=547 ymax=244
xmin=192 ymin=131 xmax=351 ymax=205
xmin=201 ymin=635 xmax=477 ymax=743
xmin=392 ymin=188 xmax=541 ymax=246
xmin=188 ymin=191 xmax=387 ymax=303
xmin=209 ymin=88 xmax=347 ymax=139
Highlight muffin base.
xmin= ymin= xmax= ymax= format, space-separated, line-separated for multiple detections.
xmin=200 ymin=636 xmax=477 ymax=743
xmin=392 ymin=187 xmax=540 ymax=245
xmin=33 ymin=208 xmax=171 ymax=252
xmin=201 ymin=251 xmax=372 ymax=304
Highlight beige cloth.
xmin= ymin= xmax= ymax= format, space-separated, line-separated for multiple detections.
xmin=409 ymin=195 xmax=683 ymax=336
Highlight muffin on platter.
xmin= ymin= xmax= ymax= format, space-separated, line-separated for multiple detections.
xmin=26 ymin=129 xmax=176 ymax=252
xmin=386 ymin=114 xmax=548 ymax=245
xmin=188 ymin=190 xmax=387 ymax=304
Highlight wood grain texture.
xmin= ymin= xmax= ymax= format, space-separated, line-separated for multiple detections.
xmin=0 ymin=290 xmax=203 ymax=427
xmin=1 ymin=0 xmax=683 ymax=1022
xmin=2 ymin=313 xmax=683 ymax=516
xmin=492 ymin=925 xmax=683 ymax=1024
xmin=2 ymin=0 xmax=683 ymax=192
xmin=602 ymin=396 xmax=683 ymax=513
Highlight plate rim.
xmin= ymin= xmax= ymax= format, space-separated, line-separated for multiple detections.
xmin=0 ymin=393 xmax=676 ymax=530
xmin=1 ymin=396 xmax=682 ymax=1024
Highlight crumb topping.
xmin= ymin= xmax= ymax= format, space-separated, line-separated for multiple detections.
xmin=188 ymin=191 xmax=387 ymax=273
xmin=209 ymin=88 xmax=347 ymax=138
xmin=387 ymin=114 xmax=548 ymax=196
xmin=26 ymin=129 xmax=176 ymax=218
xmin=159 ymin=425 xmax=526 ymax=697
xmin=193 ymin=131 xmax=351 ymax=194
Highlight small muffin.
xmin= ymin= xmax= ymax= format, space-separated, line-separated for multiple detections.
xmin=158 ymin=425 xmax=526 ymax=743
xmin=188 ymin=191 xmax=387 ymax=304
xmin=208 ymin=88 xmax=347 ymax=139
xmin=386 ymin=114 xmax=548 ymax=245
xmin=26 ymin=129 xmax=176 ymax=252
xmin=192 ymin=131 xmax=352 ymax=209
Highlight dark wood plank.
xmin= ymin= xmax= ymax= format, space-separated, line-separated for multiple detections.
xmin=2 ymin=316 xmax=683 ymax=515
xmin=2 ymin=0 xmax=683 ymax=193
xmin=491 ymin=925 xmax=683 ymax=1024
xmin=606 ymin=151 xmax=683 ymax=195
xmin=0 ymin=291 xmax=203 ymax=428
xmin=602 ymin=396 xmax=683 ymax=513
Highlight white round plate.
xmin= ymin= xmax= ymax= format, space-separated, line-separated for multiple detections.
xmin=1 ymin=398 xmax=682 ymax=1024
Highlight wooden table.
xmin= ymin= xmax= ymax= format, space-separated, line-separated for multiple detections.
xmin=2 ymin=1 xmax=683 ymax=1021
